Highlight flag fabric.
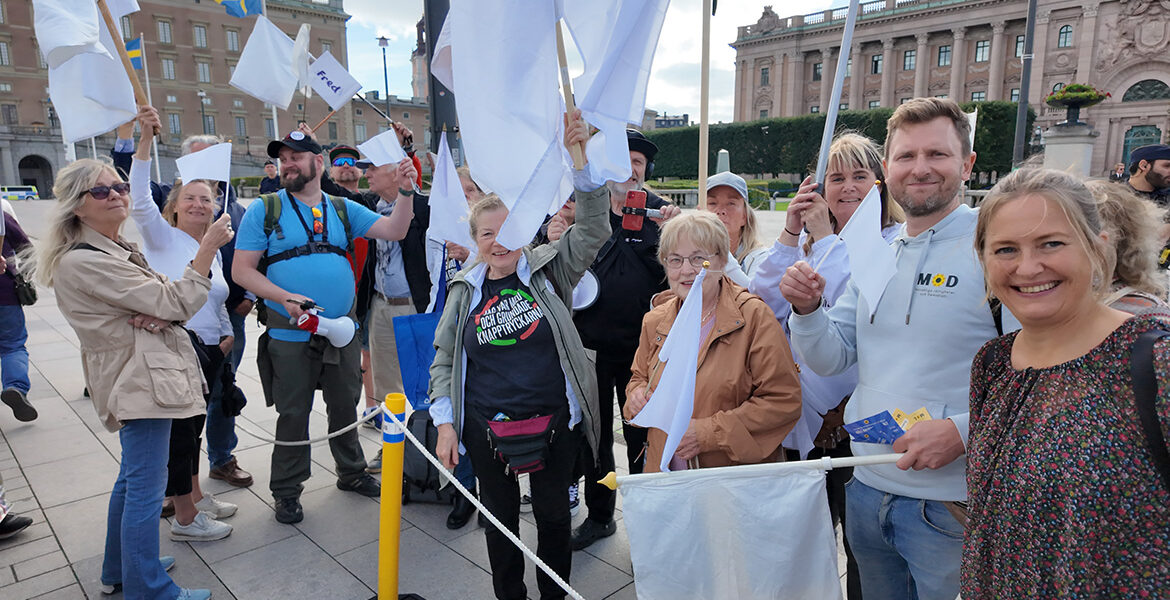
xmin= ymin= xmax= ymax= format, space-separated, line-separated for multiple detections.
xmin=175 ymin=143 xmax=232 ymax=184
xmin=292 ymin=24 xmax=312 ymax=96
xmin=427 ymin=131 xmax=475 ymax=251
xmin=431 ymin=0 xmax=573 ymax=250
xmin=307 ymin=50 xmax=360 ymax=111
xmin=230 ymin=15 xmax=298 ymax=109
xmin=214 ymin=0 xmax=262 ymax=18
xmin=836 ymin=183 xmax=897 ymax=318
xmin=357 ymin=129 xmax=408 ymax=168
xmin=561 ymin=0 xmax=670 ymax=186
xmin=631 ymin=267 xmax=707 ymax=472
xmin=34 ymin=0 xmax=138 ymax=143
xmin=621 ymin=467 xmax=842 ymax=599
xmin=125 ymin=36 xmax=143 ymax=70
xmin=966 ymin=108 xmax=978 ymax=150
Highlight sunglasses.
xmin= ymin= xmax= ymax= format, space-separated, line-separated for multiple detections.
xmin=332 ymin=157 xmax=357 ymax=167
xmin=87 ymin=183 xmax=131 ymax=200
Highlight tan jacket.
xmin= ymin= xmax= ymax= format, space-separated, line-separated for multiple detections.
xmin=54 ymin=226 xmax=210 ymax=431
xmin=627 ymin=277 xmax=801 ymax=472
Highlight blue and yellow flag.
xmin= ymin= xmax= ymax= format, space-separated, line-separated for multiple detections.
xmin=214 ymin=0 xmax=263 ymax=18
xmin=125 ymin=37 xmax=143 ymax=70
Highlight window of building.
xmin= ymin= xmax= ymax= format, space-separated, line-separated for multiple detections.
xmin=322 ymin=41 xmax=332 ymax=55
xmin=871 ymin=54 xmax=882 ymax=74
xmin=935 ymin=94 xmax=948 ymax=99
xmin=325 ymin=121 xmax=336 ymax=139
xmin=2 ymin=104 xmax=17 ymax=125
xmin=356 ymin=108 xmax=363 ymax=116
xmin=234 ymin=116 xmax=246 ymax=137
xmin=846 ymin=57 xmax=851 ymax=75
xmin=355 ymin=122 xmax=366 ymax=140
xmin=1122 ymin=79 xmax=1170 ymax=102
xmin=1015 ymin=34 xmax=1025 ymax=57
xmin=1010 ymin=88 xmax=1020 ymax=102
xmin=0 ymin=42 xmax=9 ymax=67
xmin=868 ymin=100 xmax=880 ymax=109
xmin=265 ymin=117 xmax=275 ymax=139
xmin=0 ymin=82 xmax=10 ymax=93
xmin=0 ymin=1 xmax=5 ymax=25
xmin=810 ymin=106 xmax=820 ymax=114
xmin=121 ymin=16 xmax=133 ymax=40
xmin=161 ymin=58 xmax=175 ymax=80
xmin=228 ymin=63 xmax=235 ymax=78
xmin=1057 ymin=25 xmax=1073 ymax=48
xmin=760 ymin=66 xmax=770 ymax=86
xmin=974 ymin=40 xmax=990 ymax=62
xmin=971 ymin=91 xmax=987 ymax=101
xmin=202 ymin=115 xmax=215 ymax=135
xmin=1052 ymin=82 xmax=1065 ymax=93
xmin=193 ymin=25 xmax=207 ymax=48
xmin=813 ymin=62 xmax=823 ymax=81
xmin=759 ymin=109 xmax=768 ymax=119
xmin=903 ymin=49 xmax=916 ymax=71
xmin=166 ymin=94 xmax=176 ymax=103
xmin=201 ymin=96 xmax=211 ymax=106
xmin=226 ymin=30 xmax=240 ymax=52
xmin=157 ymin=20 xmax=172 ymax=45
xmin=840 ymin=103 xmax=849 ymax=110
xmin=168 ymin=113 xmax=181 ymax=134
xmin=938 ymin=45 xmax=951 ymax=66
xmin=196 ymin=61 xmax=211 ymax=83
xmin=233 ymin=99 xmax=243 ymax=108
xmin=296 ymin=103 xmax=303 ymax=112
xmin=36 ymin=45 xmax=47 ymax=69
xmin=900 ymin=97 xmax=911 ymax=104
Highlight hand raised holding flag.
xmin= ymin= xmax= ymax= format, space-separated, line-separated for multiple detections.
xmin=780 ymin=262 xmax=827 ymax=315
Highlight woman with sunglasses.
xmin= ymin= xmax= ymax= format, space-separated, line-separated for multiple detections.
xmin=128 ymin=106 xmax=237 ymax=542
xmin=24 ymin=142 xmax=233 ymax=599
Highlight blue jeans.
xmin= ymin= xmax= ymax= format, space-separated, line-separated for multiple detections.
xmin=453 ymin=451 xmax=475 ymax=490
xmin=844 ymin=477 xmax=963 ymax=600
xmin=229 ymin=310 xmax=246 ymax=370
xmin=0 ymin=305 xmax=30 ymax=394
xmin=204 ymin=366 xmax=238 ymax=470
xmin=101 ymin=419 xmax=181 ymax=600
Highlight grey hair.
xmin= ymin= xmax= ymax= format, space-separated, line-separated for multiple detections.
xmin=181 ymin=134 xmax=222 ymax=156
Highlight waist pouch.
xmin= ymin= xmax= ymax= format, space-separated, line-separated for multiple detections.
xmin=486 ymin=408 xmax=563 ymax=475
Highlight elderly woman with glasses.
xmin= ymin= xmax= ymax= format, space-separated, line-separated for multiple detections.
xmin=623 ymin=212 xmax=802 ymax=471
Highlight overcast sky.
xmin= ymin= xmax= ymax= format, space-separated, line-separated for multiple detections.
xmin=343 ymin=0 xmax=843 ymax=125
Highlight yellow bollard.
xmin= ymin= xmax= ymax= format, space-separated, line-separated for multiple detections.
xmin=378 ymin=393 xmax=407 ymax=600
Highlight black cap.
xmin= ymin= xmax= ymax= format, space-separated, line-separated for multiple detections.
xmin=267 ymin=130 xmax=323 ymax=158
xmin=626 ymin=129 xmax=658 ymax=162
xmin=263 ymin=159 xmax=275 ymax=166
xmin=329 ymin=145 xmax=360 ymax=162
xmin=1131 ymin=144 xmax=1170 ymax=167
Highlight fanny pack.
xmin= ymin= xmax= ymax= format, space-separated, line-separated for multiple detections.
xmin=486 ymin=408 xmax=564 ymax=475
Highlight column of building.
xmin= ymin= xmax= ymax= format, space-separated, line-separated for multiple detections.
xmin=819 ymin=48 xmax=836 ymax=112
xmin=848 ymin=42 xmax=863 ymax=109
xmin=914 ymin=34 xmax=930 ymax=99
xmin=949 ymin=27 xmax=968 ymax=100
xmin=787 ymin=50 xmax=806 ymax=116
xmin=734 ymin=59 xmax=745 ymax=121
xmin=988 ymin=22 xmax=1007 ymax=100
xmin=880 ymin=39 xmax=896 ymax=106
xmin=1028 ymin=11 xmax=1051 ymax=103
xmin=772 ymin=52 xmax=785 ymax=118
xmin=1076 ymin=3 xmax=1099 ymax=82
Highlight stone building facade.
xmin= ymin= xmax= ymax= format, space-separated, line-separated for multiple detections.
xmin=731 ymin=0 xmax=1170 ymax=176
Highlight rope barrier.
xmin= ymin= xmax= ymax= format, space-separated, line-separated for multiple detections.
xmin=233 ymin=405 xmax=382 ymax=446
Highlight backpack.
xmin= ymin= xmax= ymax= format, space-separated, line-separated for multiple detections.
xmin=257 ymin=191 xmax=353 ymax=268
xmin=1130 ymin=330 xmax=1170 ymax=494
xmin=401 ymin=409 xmax=457 ymax=505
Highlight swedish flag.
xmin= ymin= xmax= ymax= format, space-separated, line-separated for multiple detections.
xmin=215 ymin=0 xmax=263 ymax=18
xmin=125 ymin=37 xmax=143 ymax=70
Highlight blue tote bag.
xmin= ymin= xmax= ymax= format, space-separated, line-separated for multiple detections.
xmin=392 ymin=251 xmax=454 ymax=410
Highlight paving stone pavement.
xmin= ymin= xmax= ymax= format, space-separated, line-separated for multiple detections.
xmin=0 ymin=200 xmax=848 ymax=599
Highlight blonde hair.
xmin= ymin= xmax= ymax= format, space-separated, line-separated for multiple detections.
xmin=161 ymin=180 xmax=220 ymax=230
xmin=805 ymin=132 xmax=905 ymax=254
xmin=22 ymin=158 xmax=121 ymax=287
xmin=1087 ymin=179 xmax=1165 ymax=296
xmin=885 ymin=97 xmax=972 ymax=158
xmin=974 ymin=168 xmax=1112 ymax=298
xmin=468 ymin=194 xmax=505 ymax=238
xmin=657 ymin=212 xmax=731 ymax=268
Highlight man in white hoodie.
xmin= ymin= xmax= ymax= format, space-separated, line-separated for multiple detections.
xmin=780 ymin=98 xmax=1005 ymax=600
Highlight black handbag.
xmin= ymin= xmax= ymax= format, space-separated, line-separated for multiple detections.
xmin=12 ymin=270 xmax=35 ymax=306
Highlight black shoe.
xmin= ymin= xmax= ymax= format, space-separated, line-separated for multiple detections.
xmin=1 ymin=388 xmax=36 ymax=422
xmin=274 ymin=497 xmax=303 ymax=524
xmin=570 ymin=518 xmax=616 ymax=551
xmin=446 ymin=493 xmax=476 ymax=530
xmin=477 ymin=512 xmax=491 ymax=529
xmin=337 ymin=474 xmax=380 ymax=497
xmin=0 ymin=513 xmax=33 ymax=539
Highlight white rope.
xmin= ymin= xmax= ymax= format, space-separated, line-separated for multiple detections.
xmin=233 ymin=405 xmax=381 ymax=447
xmin=380 ymin=404 xmax=587 ymax=600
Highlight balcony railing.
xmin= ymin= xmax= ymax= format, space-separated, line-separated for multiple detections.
xmin=737 ymin=0 xmax=968 ymax=41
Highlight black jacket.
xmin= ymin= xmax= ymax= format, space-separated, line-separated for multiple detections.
xmin=352 ymin=191 xmax=432 ymax=321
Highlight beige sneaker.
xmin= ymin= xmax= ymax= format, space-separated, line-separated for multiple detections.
xmin=171 ymin=512 xmax=232 ymax=542
xmin=194 ymin=494 xmax=237 ymax=519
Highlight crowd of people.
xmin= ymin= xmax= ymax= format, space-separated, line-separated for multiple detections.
xmin=0 ymin=94 xmax=1168 ymax=599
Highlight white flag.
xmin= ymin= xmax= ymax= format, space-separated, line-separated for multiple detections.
xmin=308 ymin=51 xmax=361 ymax=111
xmin=432 ymin=0 xmax=572 ymax=250
xmin=966 ymin=108 xmax=978 ymax=150
xmin=230 ymin=16 xmax=298 ymax=110
xmin=356 ymin=129 xmax=407 ymax=168
xmin=632 ymin=267 xmax=707 ymax=472
xmin=292 ymin=23 xmax=312 ymax=98
xmin=562 ymin=0 xmax=670 ymax=186
xmin=837 ymin=183 xmax=896 ymax=318
xmin=621 ymin=467 xmax=841 ymax=600
xmin=427 ymin=131 xmax=475 ymax=251
xmin=34 ymin=0 xmax=138 ymax=143
xmin=176 ymin=143 xmax=231 ymax=184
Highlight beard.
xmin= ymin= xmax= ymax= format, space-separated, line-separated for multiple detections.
xmin=607 ymin=178 xmax=643 ymax=197
xmin=891 ymin=175 xmax=963 ymax=218
xmin=1148 ymin=169 xmax=1169 ymax=190
xmin=282 ymin=161 xmax=318 ymax=193
xmin=333 ymin=167 xmax=360 ymax=184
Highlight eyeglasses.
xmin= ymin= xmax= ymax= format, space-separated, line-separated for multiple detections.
xmin=86 ymin=183 xmax=131 ymax=200
xmin=311 ymin=206 xmax=323 ymax=234
xmin=332 ymin=157 xmax=356 ymax=167
xmin=665 ymin=254 xmax=711 ymax=270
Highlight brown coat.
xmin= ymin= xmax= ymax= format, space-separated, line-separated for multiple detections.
xmin=626 ymin=276 xmax=801 ymax=472
xmin=54 ymin=226 xmax=211 ymax=431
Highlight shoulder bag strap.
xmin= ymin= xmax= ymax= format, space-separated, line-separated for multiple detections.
xmin=1131 ymin=329 xmax=1170 ymax=493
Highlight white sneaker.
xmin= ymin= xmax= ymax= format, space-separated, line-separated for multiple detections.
xmin=568 ymin=483 xmax=580 ymax=517
xmin=170 ymin=512 xmax=233 ymax=542
xmin=194 ymin=494 xmax=237 ymax=519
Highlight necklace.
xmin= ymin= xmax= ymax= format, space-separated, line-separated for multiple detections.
xmin=701 ymin=305 xmax=716 ymax=323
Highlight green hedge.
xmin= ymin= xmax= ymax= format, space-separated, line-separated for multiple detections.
xmin=644 ymin=101 xmax=1035 ymax=179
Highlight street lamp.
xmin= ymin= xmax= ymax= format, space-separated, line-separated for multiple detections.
xmin=377 ymin=36 xmax=391 ymax=127
xmin=197 ymin=89 xmax=208 ymax=134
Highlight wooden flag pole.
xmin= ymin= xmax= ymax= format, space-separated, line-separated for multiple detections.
xmin=698 ymin=0 xmax=712 ymax=205
xmin=309 ymin=108 xmax=338 ymax=134
xmin=95 ymin=0 xmax=158 ymax=135
xmin=554 ymin=19 xmax=586 ymax=169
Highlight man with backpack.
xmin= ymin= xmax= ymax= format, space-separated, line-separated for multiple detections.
xmin=232 ymin=131 xmax=418 ymax=524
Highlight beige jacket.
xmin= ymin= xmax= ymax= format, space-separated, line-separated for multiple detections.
xmin=627 ymin=277 xmax=802 ymax=472
xmin=54 ymin=226 xmax=210 ymax=431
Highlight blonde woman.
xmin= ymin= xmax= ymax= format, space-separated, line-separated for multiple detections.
xmin=1086 ymin=180 xmax=1170 ymax=319
xmin=703 ymin=171 xmax=768 ymax=284
xmin=27 ymin=153 xmax=231 ymax=599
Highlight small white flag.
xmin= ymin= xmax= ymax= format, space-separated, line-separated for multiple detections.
xmin=357 ymin=129 xmax=407 ymax=168
xmin=966 ymin=109 xmax=978 ymax=150
xmin=307 ymin=51 xmax=362 ymax=111
xmin=427 ymin=131 xmax=475 ymax=250
xmin=230 ymin=16 xmax=298 ymax=110
xmin=175 ymin=143 xmax=232 ymax=184
xmin=837 ymin=183 xmax=896 ymax=318
xmin=632 ymin=267 xmax=707 ymax=472
xmin=292 ymin=23 xmax=312 ymax=98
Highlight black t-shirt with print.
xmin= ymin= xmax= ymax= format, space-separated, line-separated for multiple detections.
xmin=463 ymin=272 xmax=564 ymax=419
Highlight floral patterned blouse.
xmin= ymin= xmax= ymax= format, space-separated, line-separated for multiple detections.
xmin=963 ymin=317 xmax=1170 ymax=599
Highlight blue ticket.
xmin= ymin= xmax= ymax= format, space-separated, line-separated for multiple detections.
xmin=843 ymin=410 xmax=906 ymax=444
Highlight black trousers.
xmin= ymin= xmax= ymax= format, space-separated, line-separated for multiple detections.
xmin=787 ymin=442 xmax=861 ymax=600
xmin=575 ymin=357 xmax=646 ymax=525
xmin=463 ymin=408 xmax=582 ymax=600
xmin=165 ymin=414 xmax=207 ymax=497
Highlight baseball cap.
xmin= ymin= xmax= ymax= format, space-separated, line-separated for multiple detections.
xmin=329 ymin=145 xmax=360 ymax=162
xmin=1131 ymin=144 xmax=1170 ymax=167
xmin=266 ymin=130 xmax=323 ymax=158
xmin=705 ymin=171 xmax=749 ymax=201
xmin=263 ymin=159 xmax=275 ymax=166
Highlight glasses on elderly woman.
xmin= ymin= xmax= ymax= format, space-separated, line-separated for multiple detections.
xmin=665 ymin=254 xmax=711 ymax=270
xmin=86 ymin=183 xmax=131 ymax=200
